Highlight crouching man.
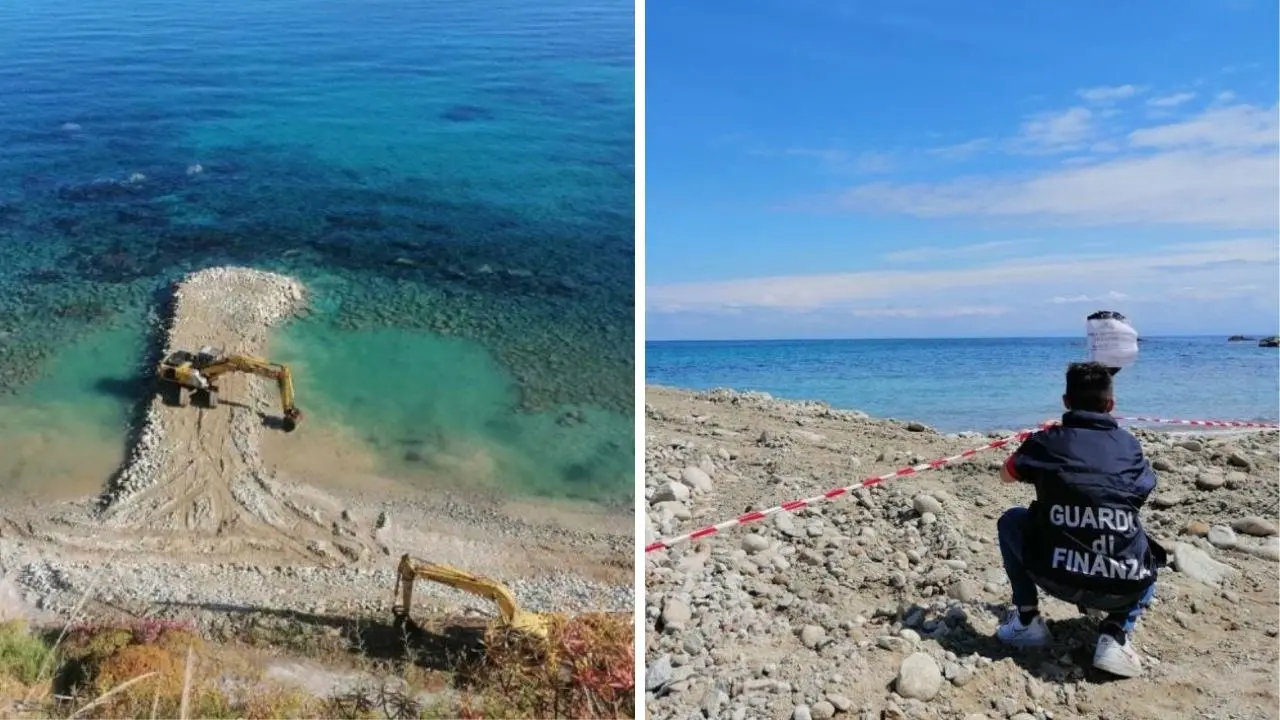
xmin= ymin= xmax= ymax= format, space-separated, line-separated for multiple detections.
xmin=994 ymin=361 xmax=1167 ymax=678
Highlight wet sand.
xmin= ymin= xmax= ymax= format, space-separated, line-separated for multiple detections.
xmin=0 ymin=418 xmax=124 ymax=503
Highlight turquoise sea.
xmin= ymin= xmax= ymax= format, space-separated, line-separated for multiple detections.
xmin=647 ymin=337 xmax=1280 ymax=433
xmin=0 ymin=0 xmax=634 ymax=505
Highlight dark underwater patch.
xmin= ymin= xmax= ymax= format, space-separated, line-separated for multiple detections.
xmin=440 ymin=104 xmax=495 ymax=122
xmin=0 ymin=22 xmax=635 ymax=497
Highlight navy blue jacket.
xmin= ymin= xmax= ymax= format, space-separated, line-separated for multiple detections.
xmin=1007 ymin=410 xmax=1166 ymax=595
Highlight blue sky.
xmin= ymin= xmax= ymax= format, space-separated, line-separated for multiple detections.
xmin=645 ymin=0 xmax=1280 ymax=340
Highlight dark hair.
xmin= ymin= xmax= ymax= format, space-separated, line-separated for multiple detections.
xmin=1065 ymin=361 xmax=1114 ymax=412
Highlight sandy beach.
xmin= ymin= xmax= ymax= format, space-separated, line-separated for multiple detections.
xmin=644 ymin=385 xmax=1279 ymax=720
xmin=0 ymin=267 xmax=631 ymax=635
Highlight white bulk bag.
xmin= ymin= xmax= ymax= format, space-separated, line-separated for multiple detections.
xmin=1086 ymin=310 xmax=1138 ymax=371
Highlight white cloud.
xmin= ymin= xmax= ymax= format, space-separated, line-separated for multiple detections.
xmin=1128 ymin=103 xmax=1277 ymax=149
xmin=781 ymin=147 xmax=895 ymax=174
xmin=648 ymin=239 xmax=1277 ymax=314
xmin=1016 ymin=107 xmax=1094 ymax=151
xmin=852 ymin=152 xmax=895 ymax=174
xmin=838 ymin=152 xmax=1277 ymax=228
xmin=849 ymin=305 xmax=1010 ymax=318
xmin=1077 ymin=85 xmax=1143 ymax=102
xmin=928 ymin=138 xmax=991 ymax=160
xmin=830 ymin=103 xmax=1280 ymax=229
xmin=1050 ymin=291 xmax=1129 ymax=304
xmin=882 ymin=239 xmax=1034 ymax=262
xmin=1220 ymin=63 xmax=1261 ymax=75
xmin=782 ymin=147 xmax=845 ymax=163
xmin=1166 ymin=284 xmax=1262 ymax=302
xmin=1147 ymin=92 xmax=1197 ymax=108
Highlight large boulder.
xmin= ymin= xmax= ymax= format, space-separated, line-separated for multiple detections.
xmin=895 ymin=652 xmax=943 ymax=701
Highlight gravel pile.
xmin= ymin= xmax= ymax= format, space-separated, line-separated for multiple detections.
xmin=644 ymin=386 xmax=1279 ymax=720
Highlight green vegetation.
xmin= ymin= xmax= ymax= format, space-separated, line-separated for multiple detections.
xmin=0 ymin=612 xmax=634 ymax=719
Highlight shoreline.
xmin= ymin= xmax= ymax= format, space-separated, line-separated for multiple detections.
xmin=0 ymin=268 xmax=631 ymax=639
xmin=0 ymin=403 xmax=632 ymax=518
xmin=0 ymin=309 xmax=633 ymax=509
xmin=646 ymin=382 xmax=1280 ymax=436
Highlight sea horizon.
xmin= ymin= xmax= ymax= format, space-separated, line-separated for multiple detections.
xmin=648 ymin=333 xmax=1278 ymax=343
xmin=646 ymin=335 xmax=1280 ymax=433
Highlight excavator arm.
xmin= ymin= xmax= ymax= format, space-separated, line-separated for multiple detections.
xmin=200 ymin=355 xmax=303 ymax=431
xmin=392 ymin=554 xmax=550 ymax=641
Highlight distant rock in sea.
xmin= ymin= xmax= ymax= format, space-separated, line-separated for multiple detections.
xmin=1259 ymin=336 xmax=1279 ymax=348
xmin=1228 ymin=335 xmax=1253 ymax=342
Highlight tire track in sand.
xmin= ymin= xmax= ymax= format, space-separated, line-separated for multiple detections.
xmin=97 ymin=267 xmax=370 ymax=566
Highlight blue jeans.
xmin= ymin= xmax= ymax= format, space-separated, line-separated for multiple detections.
xmin=997 ymin=507 xmax=1155 ymax=634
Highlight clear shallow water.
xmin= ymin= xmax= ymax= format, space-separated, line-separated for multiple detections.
xmin=0 ymin=0 xmax=634 ymax=504
xmin=647 ymin=337 xmax=1280 ymax=433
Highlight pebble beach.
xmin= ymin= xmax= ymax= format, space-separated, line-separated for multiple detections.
xmin=644 ymin=386 xmax=1279 ymax=720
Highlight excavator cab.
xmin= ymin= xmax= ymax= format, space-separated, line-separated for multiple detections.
xmin=161 ymin=350 xmax=197 ymax=369
xmin=193 ymin=345 xmax=223 ymax=367
xmin=157 ymin=350 xmax=212 ymax=401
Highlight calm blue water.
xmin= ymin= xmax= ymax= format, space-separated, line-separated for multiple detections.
xmin=0 ymin=0 xmax=633 ymax=504
xmin=647 ymin=337 xmax=1280 ymax=433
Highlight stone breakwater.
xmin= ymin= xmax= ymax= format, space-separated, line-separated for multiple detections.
xmin=90 ymin=266 xmax=370 ymax=565
xmin=103 ymin=266 xmax=306 ymax=506
xmin=644 ymin=386 xmax=1280 ymax=720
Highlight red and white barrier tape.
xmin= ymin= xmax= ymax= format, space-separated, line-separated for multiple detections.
xmin=1115 ymin=416 xmax=1279 ymax=429
xmin=644 ymin=423 xmax=1052 ymax=554
xmin=644 ymin=414 xmax=1279 ymax=555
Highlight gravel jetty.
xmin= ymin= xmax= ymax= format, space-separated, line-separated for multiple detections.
xmin=0 ymin=267 xmax=631 ymax=638
xmin=644 ymin=386 xmax=1279 ymax=720
xmin=96 ymin=266 xmax=369 ymax=564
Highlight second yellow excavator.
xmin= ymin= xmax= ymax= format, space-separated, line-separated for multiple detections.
xmin=156 ymin=346 xmax=303 ymax=432
xmin=392 ymin=554 xmax=551 ymax=642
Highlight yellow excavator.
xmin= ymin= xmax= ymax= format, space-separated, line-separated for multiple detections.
xmin=392 ymin=553 xmax=551 ymax=642
xmin=156 ymin=346 xmax=303 ymax=432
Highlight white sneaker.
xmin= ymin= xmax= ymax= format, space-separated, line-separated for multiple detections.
xmin=1093 ymin=633 xmax=1143 ymax=677
xmin=996 ymin=612 xmax=1053 ymax=648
